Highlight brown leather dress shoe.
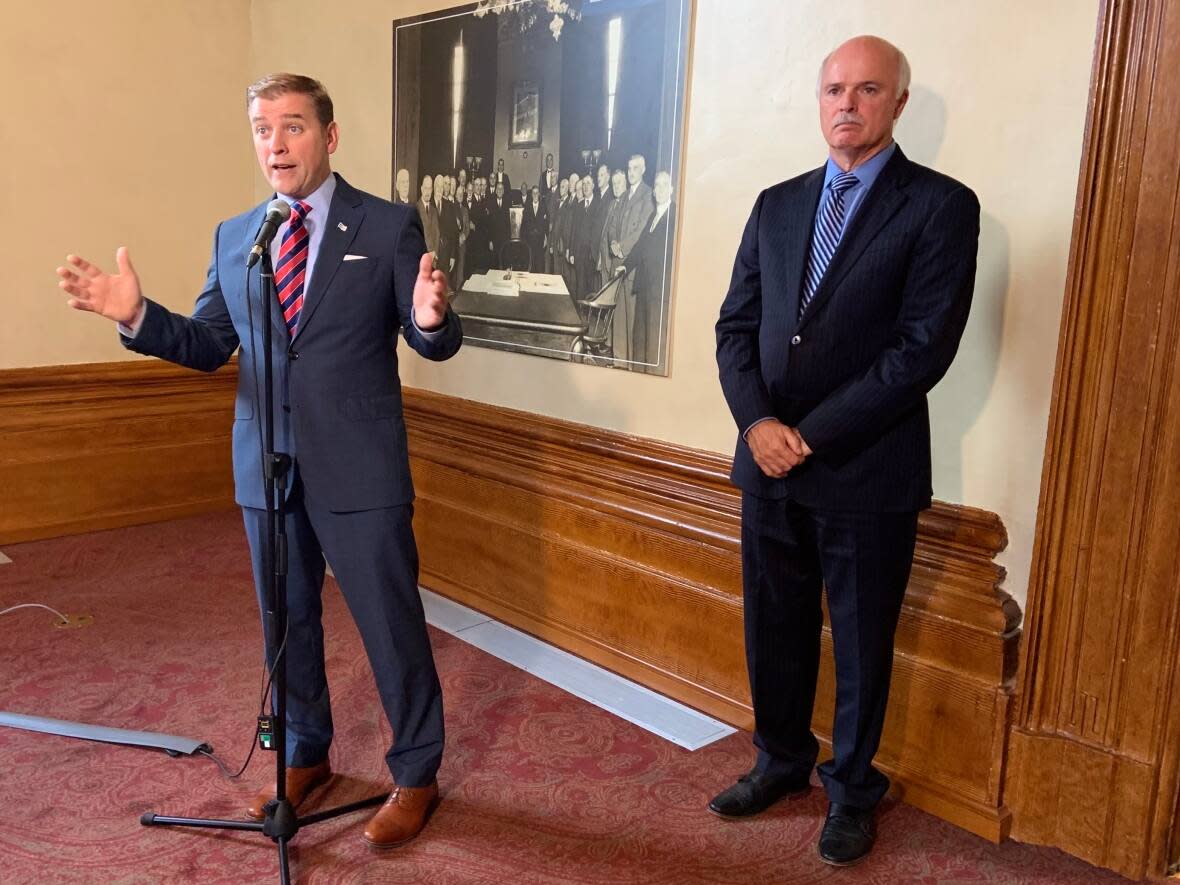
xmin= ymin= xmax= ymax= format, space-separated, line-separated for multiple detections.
xmin=362 ymin=782 xmax=440 ymax=849
xmin=245 ymin=759 xmax=332 ymax=821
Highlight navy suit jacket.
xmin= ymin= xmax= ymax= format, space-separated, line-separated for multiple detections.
xmin=125 ymin=173 xmax=462 ymax=512
xmin=716 ymin=148 xmax=979 ymax=512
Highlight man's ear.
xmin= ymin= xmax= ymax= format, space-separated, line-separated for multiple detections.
xmin=893 ymin=90 xmax=910 ymax=121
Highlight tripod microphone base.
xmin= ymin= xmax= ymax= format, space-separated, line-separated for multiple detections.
xmin=140 ymin=791 xmax=390 ymax=863
xmin=141 ymin=810 xmax=265 ymax=832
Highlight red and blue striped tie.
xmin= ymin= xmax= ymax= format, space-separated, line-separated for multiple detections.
xmin=276 ymin=200 xmax=311 ymax=335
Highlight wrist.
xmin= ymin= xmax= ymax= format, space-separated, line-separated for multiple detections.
xmin=118 ymin=298 xmax=145 ymax=326
xmin=413 ymin=306 xmax=445 ymax=332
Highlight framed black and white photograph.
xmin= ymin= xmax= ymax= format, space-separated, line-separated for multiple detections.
xmin=510 ymin=80 xmax=541 ymax=148
xmin=393 ymin=0 xmax=693 ymax=376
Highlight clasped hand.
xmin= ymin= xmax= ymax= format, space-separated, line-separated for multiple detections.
xmin=747 ymin=419 xmax=812 ymax=479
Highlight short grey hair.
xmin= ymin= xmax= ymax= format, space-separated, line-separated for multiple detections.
xmin=817 ymin=38 xmax=911 ymax=99
xmin=895 ymin=50 xmax=911 ymax=97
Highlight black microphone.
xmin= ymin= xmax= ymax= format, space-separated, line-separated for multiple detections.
xmin=246 ymin=199 xmax=292 ymax=268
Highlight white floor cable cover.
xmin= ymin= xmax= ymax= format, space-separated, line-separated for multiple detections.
xmin=419 ymin=588 xmax=735 ymax=751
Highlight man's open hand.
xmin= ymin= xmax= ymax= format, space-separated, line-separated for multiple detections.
xmin=413 ymin=252 xmax=448 ymax=330
xmin=56 ymin=248 xmax=143 ymax=325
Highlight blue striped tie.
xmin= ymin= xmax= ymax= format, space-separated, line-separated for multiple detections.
xmin=800 ymin=172 xmax=859 ymax=318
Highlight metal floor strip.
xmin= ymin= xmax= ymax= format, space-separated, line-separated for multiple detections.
xmin=419 ymin=588 xmax=735 ymax=751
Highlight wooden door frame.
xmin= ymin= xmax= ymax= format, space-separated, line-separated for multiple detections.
xmin=1006 ymin=0 xmax=1180 ymax=879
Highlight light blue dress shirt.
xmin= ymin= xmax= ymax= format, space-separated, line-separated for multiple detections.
xmin=272 ymin=173 xmax=336 ymax=298
xmin=821 ymin=140 xmax=897 ymax=236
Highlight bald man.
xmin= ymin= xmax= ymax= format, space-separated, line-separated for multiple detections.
xmin=714 ymin=36 xmax=979 ymax=865
xmin=394 ymin=167 xmax=411 ymax=204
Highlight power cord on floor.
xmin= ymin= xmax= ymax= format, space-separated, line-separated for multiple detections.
xmin=3 ymin=601 xmax=289 ymax=781
xmin=0 ymin=603 xmax=71 ymax=624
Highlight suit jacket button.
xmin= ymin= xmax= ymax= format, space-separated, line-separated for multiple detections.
xmin=288 ymin=349 xmax=299 ymax=360
xmin=791 ymin=334 xmax=802 ymax=345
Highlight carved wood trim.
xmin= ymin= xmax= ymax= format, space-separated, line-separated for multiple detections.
xmin=404 ymin=388 xmax=1016 ymax=841
xmin=1007 ymin=0 xmax=1180 ymax=878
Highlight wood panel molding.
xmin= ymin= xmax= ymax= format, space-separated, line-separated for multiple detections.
xmin=2 ymin=361 xmax=1018 ymax=841
xmin=0 ymin=360 xmax=237 ymax=545
xmin=1006 ymin=0 xmax=1180 ymax=879
xmin=403 ymin=388 xmax=1017 ymax=841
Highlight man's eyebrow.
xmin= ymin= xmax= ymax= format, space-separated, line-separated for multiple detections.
xmin=822 ymin=79 xmax=884 ymax=89
xmin=250 ymin=113 xmax=308 ymax=123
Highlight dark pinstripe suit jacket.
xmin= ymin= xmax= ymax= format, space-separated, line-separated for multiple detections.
xmin=716 ymin=147 xmax=979 ymax=512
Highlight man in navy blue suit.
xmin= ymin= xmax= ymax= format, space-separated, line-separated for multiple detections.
xmin=57 ymin=73 xmax=461 ymax=849
xmin=713 ymin=37 xmax=979 ymax=865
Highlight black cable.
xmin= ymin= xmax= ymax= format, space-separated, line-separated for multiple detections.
xmin=244 ymin=263 xmax=267 ymax=494
xmin=195 ymin=264 xmax=289 ymax=782
xmin=199 ymin=620 xmax=290 ymax=780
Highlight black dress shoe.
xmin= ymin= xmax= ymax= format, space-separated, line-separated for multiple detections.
xmin=817 ymin=802 xmax=876 ymax=866
xmin=707 ymin=769 xmax=811 ymax=819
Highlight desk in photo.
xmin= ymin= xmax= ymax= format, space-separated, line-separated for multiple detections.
xmin=451 ymin=270 xmax=586 ymax=357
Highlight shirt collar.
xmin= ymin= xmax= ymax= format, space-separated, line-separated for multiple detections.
xmin=823 ymin=142 xmax=896 ymax=191
xmin=277 ymin=172 xmax=336 ymax=224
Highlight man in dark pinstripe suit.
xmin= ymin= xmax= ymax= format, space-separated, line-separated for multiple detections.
xmin=712 ymin=35 xmax=979 ymax=866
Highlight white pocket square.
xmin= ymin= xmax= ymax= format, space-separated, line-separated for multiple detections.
xmin=343 ymin=254 xmax=369 ymax=261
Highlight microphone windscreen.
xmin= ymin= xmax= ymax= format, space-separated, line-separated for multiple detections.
xmin=266 ymin=199 xmax=292 ymax=221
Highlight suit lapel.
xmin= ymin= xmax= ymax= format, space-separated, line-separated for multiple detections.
xmin=292 ymin=174 xmax=363 ymax=343
xmin=796 ymin=150 xmax=911 ymax=331
xmin=780 ymin=167 xmax=825 ymax=325
xmin=236 ymin=202 xmax=289 ymax=341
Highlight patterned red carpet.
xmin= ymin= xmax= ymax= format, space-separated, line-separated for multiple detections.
xmin=0 ymin=512 xmax=1128 ymax=884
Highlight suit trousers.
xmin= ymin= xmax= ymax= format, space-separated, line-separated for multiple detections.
xmin=741 ymin=493 xmax=917 ymax=809
xmin=242 ymin=473 xmax=444 ymax=787
xmin=631 ymin=285 xmax=660 ymax=369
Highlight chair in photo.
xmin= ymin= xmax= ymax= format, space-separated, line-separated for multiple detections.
xmin=572 ymin=269 xmax=628 ymax=364
xmin=499 ymin=239 xmax=531 ymax=271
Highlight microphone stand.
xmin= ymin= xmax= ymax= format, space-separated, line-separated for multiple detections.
xmin=140 ymin=248 xmax=389 ymax=885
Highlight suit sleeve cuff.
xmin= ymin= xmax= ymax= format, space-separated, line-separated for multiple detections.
xmin=411 ymin=308 xmax=448 ymax=340
xmin=742 ymin=416 xmax=775 ymax=440
xmin=116 ymin=301 xmax=148 ymax=339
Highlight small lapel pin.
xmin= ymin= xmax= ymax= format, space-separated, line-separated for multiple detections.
xmin=337 ymin=222 xmax=348 ymax=232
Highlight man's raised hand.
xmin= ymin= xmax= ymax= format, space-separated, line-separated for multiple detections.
xmin=56 ymin=248 xmax=143 ymax=325
xmin=412 ymin=252 xmax=449 ymax=331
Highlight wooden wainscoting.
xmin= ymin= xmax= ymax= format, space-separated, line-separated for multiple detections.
xmin=0 ymin=360 xmax=237 ymax=545
xmin=404 ymin=388 xmax=1018 ymax=842
xmin=0 ymin=362 xmax=1017 ymax=841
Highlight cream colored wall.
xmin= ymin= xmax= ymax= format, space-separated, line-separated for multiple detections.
xmin=2 ymin=0 xmax=254 ymax=370
xmin=251 ymin=0 xmax=1097 ymax=606
xmin=6 ymin=0 xmax=1095 ymax=608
